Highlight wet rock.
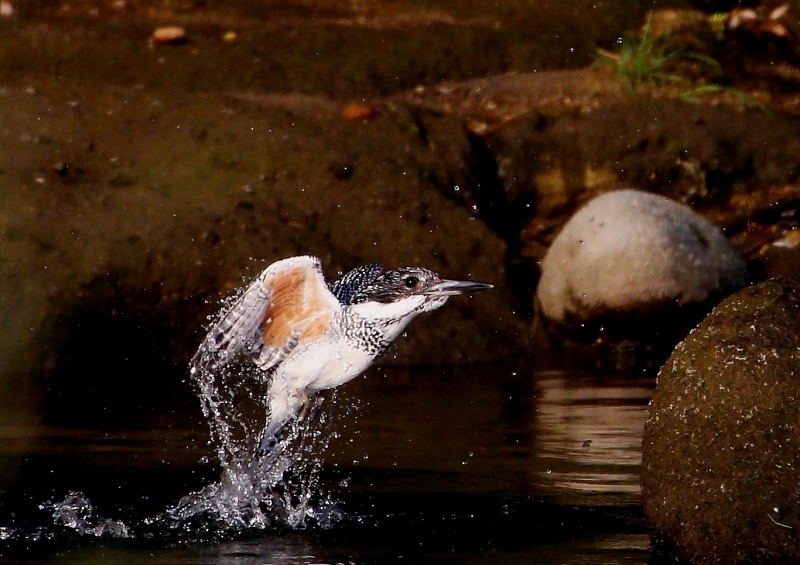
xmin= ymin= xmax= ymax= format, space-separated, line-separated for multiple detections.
xmin=536 ymin=189 xmax=748 ymax=340
xmin=642 ymin=276 xmax=800 ymax=564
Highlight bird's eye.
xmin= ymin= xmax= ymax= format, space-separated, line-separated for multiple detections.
xmin=404 ymin=276 xmax=419 ymax=288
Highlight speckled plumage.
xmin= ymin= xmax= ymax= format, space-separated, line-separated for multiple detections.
xmin=190 ymin=255 xmax=492 ymax=456
xmin=329 ymin=262 xmax=385 ymax=305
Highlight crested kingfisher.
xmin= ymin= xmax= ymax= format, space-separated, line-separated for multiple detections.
xmin=190 ymin=255 xmax=492 ymax=455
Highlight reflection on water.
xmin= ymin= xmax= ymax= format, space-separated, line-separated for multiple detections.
xmin=532 ymin=372 xmax=652 ymax=502
xmin=326 ymin=364 xmax=653 ymax=508
xmin=0 ymin=363 xmax=656 ymax=563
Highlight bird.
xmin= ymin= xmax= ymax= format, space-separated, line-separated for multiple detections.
xmin=189 ymin=255 xmax=492 ymax=457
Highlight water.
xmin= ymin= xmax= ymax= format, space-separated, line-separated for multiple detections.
xmin=0 ymin=362 xmax=655 ymax=563
xmin=164 ymin=359 xmax=351 ymax=534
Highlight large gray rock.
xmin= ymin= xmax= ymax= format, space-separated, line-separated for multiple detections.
xmin=642 ymin=277 xmax=800 ymax=564
xmin=536 ymin=189 xmax=748 ymax=338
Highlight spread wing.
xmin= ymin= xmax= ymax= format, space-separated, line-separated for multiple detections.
xmin=189 ymin=255 xmax=341 ymax=376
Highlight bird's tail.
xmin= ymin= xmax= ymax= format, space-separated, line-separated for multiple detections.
xmin=257 ymin=418 xmax=288 ymax=459
xmin=256 ymin=389 xmax=300 ymax=460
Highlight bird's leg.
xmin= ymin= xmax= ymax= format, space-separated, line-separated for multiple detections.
xmin=297 ymin=393 xmax=324 ymax=424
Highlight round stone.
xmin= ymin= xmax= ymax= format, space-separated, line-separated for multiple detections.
xmin=642 ymin=277 xmax=800 ymax=563
xmin=536 ymin=189 xmax=748 ymax=336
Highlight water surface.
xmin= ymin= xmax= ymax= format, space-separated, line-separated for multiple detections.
xmin=0 ymin=362 xmax=654 ymax=563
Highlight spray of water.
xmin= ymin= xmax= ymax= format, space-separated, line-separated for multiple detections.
xmin=40 ymin=491 xmax=130 ymax=538
xmin=161 ymin=360 xmax=349 ymax=534
xmin=16 ymin=361 xmax=354 ymax=544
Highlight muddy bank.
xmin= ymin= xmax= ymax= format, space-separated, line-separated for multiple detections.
xmin=0 ymin=0 xmax=689 ymax=391
xmin=0 ymin=0 xmax=673 ymax=98
xmin=3 ymin=1 xmax=800 ymax=399
xmin=0 ymin=85 xmax=523 ymax=372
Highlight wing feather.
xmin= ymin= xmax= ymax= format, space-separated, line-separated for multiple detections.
xmin=189 ymin=256 xmax=339 ymax=375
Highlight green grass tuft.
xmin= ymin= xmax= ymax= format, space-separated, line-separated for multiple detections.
xmin=598 ymin=18 xmax=722 ymax=91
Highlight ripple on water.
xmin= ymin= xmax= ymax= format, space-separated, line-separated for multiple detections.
xmin=0 ymin=361 xmax=356 ymax=545
xmin=531 ymin=373 xmax=653 ymax=503
xmin=0 ymin=364 xmax=655 ymax=564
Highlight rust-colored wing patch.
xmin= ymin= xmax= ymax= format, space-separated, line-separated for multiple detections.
xmin=261 ymin=264 xmax=335 ymax=353
xmin=189 ymin=255 xmax=340 ymax=375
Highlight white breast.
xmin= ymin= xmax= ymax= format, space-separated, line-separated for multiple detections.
xmin=277 ymin=335 xmax=376 ymax=394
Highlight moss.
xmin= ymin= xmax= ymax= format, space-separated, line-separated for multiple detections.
xmin=643 ymin=277 xmax=800 ymax=564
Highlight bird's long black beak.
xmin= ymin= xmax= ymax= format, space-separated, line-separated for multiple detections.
xmin=426 ymin=279 xmax=493 ymax=296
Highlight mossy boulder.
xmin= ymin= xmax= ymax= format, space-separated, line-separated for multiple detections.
xmin=642 ymin=276 xmax=800 ymax=563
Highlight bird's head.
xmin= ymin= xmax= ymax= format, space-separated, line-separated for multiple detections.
xmin=342 ymin=265 xmax=493 ymax=322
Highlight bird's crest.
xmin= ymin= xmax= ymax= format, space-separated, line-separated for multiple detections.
xmin=329 ymin=262 xmax=385 ymax=305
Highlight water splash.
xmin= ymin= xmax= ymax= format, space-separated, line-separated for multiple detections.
xmin=0 ymin=491 xmax=133 ymax=547
xmin=0 ymin=361 xmax=354 ymax=545
xmin=41 ymin=491 xmax=131 ymax=538
xmin=157 ymin=361 xmax=349 ymax=535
